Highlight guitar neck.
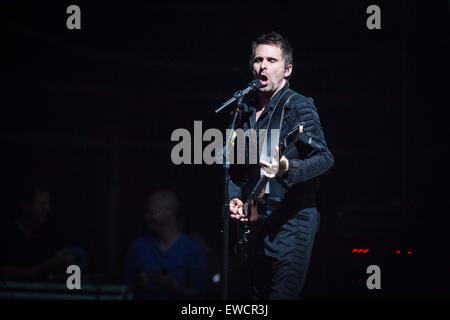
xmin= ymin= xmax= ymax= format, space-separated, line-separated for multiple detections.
xmin=249 ymin=175 xmax=269 ymax=201
xmin=247 ymin=124 xmax=301 ymax=203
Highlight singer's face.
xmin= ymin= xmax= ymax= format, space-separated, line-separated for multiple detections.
xmin=252 ymin=44 xmax=292 ymax=95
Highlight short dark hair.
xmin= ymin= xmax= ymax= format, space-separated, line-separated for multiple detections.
xmin=250 ymin=32 xmax=294 ymax=68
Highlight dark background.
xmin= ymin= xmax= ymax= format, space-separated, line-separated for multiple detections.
xmin=1 ymin=1 xmax=449 ymax=299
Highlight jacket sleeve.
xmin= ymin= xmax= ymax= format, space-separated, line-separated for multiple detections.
xmin=228 ymin=176 xmax=242 ymax=201
xmin=285 ymin=96 xmax=334 ymax=183
xmin=227 ymin=117 xmax=251 ymax=201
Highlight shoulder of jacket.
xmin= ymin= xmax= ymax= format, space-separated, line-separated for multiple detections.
xmin=286 ymin=89 xmax=315 ymax=109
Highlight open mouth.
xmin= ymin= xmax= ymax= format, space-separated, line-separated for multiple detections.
xmin=260 ymin=74 xmax=269 ymax=87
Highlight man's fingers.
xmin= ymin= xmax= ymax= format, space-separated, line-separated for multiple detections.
xmin=261 ymin=171 xmax=275 ymax=178
xmin=231 ymin=213 xmax=247 ymax=222
xmin=230 ymin=198 xmax=245 ymax=218
xmin=272 ymin=156 xmax=278 ymax=165
xmin=230 ymin=199 xmax=243 ymax=211
xmin=230 ymin=198 xmax=243 ymax=206
xmin=260 ymin=160 xmax=271 ymax=168
xmin=260 ymin=159 xmax=278 ymax=169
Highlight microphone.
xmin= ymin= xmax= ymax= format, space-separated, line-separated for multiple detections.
xmin=245 ymin=79 xmax=263 ymax=92
xmin=215 ymin=80 xmax=262 ymax=113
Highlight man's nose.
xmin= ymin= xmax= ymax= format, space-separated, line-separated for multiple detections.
xmin=260 ymin=59 xmax=268 ymax=70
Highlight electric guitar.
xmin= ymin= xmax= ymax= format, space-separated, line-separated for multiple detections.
xmin=234 ymin=123 xmax=303 ymax=258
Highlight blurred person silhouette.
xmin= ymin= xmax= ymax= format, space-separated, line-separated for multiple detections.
xmin=125 ymin=189 xmax=207 ymax=299
xmin=0 ymin=181 xmax=87 ymax=282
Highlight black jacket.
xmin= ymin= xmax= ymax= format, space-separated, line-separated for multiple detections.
xmin=229 ymin=83 xmax=334 ymax=213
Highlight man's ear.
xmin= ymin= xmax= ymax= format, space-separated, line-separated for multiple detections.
xmin=284 ymin=64 xmax=293 ymax=78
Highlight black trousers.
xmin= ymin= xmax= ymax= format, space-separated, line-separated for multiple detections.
xmin=249 ymin=205 xmax=320 ymax=300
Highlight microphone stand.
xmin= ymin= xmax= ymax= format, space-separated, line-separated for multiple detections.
xmin=219 ymin=95 xmax=244 ymax=300
xmin=215 ymin=80 xmax=259 ymax=299
xmin=215 ymin=80 xmax=260 ymax=114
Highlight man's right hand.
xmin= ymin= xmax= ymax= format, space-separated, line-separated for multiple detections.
xmin=229 ymin=198 xmax=247 ymax=222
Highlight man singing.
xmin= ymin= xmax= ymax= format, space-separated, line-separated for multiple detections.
xmin=229 ymin=32 xmax=334 ymax=299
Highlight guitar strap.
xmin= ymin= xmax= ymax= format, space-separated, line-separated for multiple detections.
xmin=260 ymin=89 xmax=297 ymax=193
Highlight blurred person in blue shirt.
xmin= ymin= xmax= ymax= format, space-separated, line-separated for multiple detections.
xmin=125 ymin=189 xmax=207 ymax=299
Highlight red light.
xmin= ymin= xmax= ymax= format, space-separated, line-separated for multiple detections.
xmin=395 ymin=250 xmax=401 ymax=255
xmin=352 ymin=248 xmax=370 ymax=254
xmin=407 ymin=250 xmax=413 ymax=256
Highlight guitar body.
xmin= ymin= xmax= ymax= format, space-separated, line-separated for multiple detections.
xmin=233 ymin=190 xmax=263 ymax=258
xmin=234 ymin=200 xmax=261 ymax=259
xmin=234 ymin=124 xmax=303 ymax=259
